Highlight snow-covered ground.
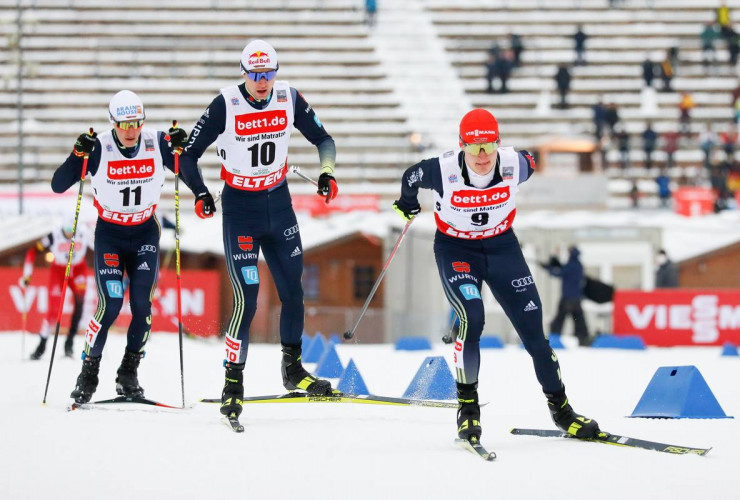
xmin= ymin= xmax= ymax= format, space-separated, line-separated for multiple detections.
xmin=2 ymin=332 xmax=738 ymax=500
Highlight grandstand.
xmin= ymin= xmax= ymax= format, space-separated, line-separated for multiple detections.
xmin=1 ymin=0 xmax=739 ymax=204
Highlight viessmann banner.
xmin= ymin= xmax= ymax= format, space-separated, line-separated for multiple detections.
xmin=613 ymin=289 xmax=740 ymax=346
xmin=0 ymin=267 xmax=221 ymax=336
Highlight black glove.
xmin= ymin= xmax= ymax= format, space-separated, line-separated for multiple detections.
xmin=167 ymin=126 xmax=189 ymax=154
xmin=194 ymin=192 xmax=216 ymax=219
xmin=392 ymin=199 xmax=421 ymax=222
xmin=72 ymin=131 xmax=97 ymax=158
xmin=317 ymin=172 xmax=338 ymax=203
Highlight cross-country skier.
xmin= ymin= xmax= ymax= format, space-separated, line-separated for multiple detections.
xmin=179 ymin=39 xmax=339 ymax=421
xmin=392 ymin=108 xmax=600 ymax=443
xmin=22 ymin=219 xmax=92 ymax=359
xmin=51 ymin=90 xmax=216 ymax=404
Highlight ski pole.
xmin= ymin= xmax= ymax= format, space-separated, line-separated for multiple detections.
xmin=344 ymin=219 xmax=414 ymax=340
xmin=168 ymin=120 xmax=186 ymax=409
xmin=442 ymin=313 xmax=456 ymax=344
xmin=289 ymin=165 xmax=319 ymax=187
xmin=43 ymin=128 xmax=93 ymax=405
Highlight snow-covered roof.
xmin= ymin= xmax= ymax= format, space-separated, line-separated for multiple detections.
xmin=160 ymin=210 xmax=400 ymax=258
xmin=389 ymin=208 xmax=740 ymax=263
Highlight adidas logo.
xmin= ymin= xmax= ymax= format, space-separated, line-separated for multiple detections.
xmin=290 ymin=246 xmax=302 ymax=257
xmin=137 ymin=262 xmax=150 ymax=271
xmin=523 ymin=300 xmax=538 ymax=312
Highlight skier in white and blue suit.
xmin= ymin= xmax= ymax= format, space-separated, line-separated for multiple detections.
xmin=392 ymin=108 xmax=601 ymax=443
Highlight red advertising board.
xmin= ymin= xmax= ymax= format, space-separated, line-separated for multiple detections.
xmin=613 ymin=289 xmax=740 ymax=346
xmin=0 ymin=267 xmax=221 ymax=336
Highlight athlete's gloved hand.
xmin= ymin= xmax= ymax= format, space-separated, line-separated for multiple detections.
xmin=72 ymin=130 xmax=97 ymax=158
xmin=167 ymin=126 xmax=189 ymax=155
xmin=317 ymin=173 xmax=338 ymax=204
xmin=392 ymin=199 xmax=421 ymax=222
xmin=194 ymin=192 xmax=216 ymax=219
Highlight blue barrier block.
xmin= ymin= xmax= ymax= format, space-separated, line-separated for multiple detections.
xmin=591 ymin=335 xmax=646 ymax=350
xmin=314 ymin=343 xmax=344 ymax=378
xmin=548 ymin=334 xmax=565 ymax=349
xmin=630 ymin=365 xmax=732 ymax=419
xmin=721 ymin=343 xmax=739 ymax=357
xmin=304 ymin=334 xmax=326 ymax=363
xmin=337 ymin=359 xmax=370 ymax=395
xmin=402 ymin=356 xmax=456 ymax=400
xmin=395 ymin=337 xmax=432 ymax=351
xmin=301 ymin=333 xmax=314 ymax=353
xmin=479 ymin=336 xmax=504 ymax=349
xmin=329 ymin=333 xmax=342 ymax=344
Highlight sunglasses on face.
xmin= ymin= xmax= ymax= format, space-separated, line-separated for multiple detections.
xmin=115 ymin=120 xmax=144 ymax=131
xmin=462 ymin=141 xmax=498 ymax=155
xmin=246 ymin=70 xmax=277 ymax=82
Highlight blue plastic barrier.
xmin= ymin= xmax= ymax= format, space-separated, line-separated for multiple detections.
xmin=337 ymin=359 xmax=370 ymax=395
xmin=395 ymin=337 xmax=432 ymax=351
xmin=630 ymin=365 xmax=732 ymax=419
xmin=402 ymin=356 xmax=456 ymax=400
xmin=314 ymin=343 xmax=344 ymax=378
xmin=591 ymin=335 xmax=646 ymax=350
xmin=479 ymin=336 xmax=504 ymax=349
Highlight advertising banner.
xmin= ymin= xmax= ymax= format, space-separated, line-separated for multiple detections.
xmin=0 ymin=267 xmax=221 ymax=336
xmin=613 ymin=289 xmax=740 ymax=346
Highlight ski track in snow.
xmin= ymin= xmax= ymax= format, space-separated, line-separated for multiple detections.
xmin=1 ymin=332 xmax=738 ymax=500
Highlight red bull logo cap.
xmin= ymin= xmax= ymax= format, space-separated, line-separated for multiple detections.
xmin=459 ymin=108 xmax=499 ymax=144
xmin=240 ymin=40 xmax=279 ymax=73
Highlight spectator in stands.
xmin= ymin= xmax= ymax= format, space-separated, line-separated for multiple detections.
xmin=659 ymin=52 xmax=674 ymax=92
xmin=729 ymin=30 xmax=740 ymax=67
xmin=485 ymin=50 xmax=499 ymax=94
xmin=716 ymin=1 xmax=733 ymax=42
xmin=485 ymin=49 xmax=512 ymax=94
xmin=573 ymin=25 xmax=587 ymax=66
xmin=630 ymin=179 xmax=640 ymax=208
xmin=408 ymin=131 xmax=432 ymax=153
xmin=678 ymin=91 xmax=695 ymax=137
xmin=599 ymin=135 xmax=611 ymax=170
xmin=365 ymin=0 xmax=377 ymax=27
xmin=732 ymin=81 xmax=740 ymax=120
xmin=668 ymin=46 xmax=680 ymax=75
xmin=655 ymin=169 xmax=672 ymax=208
xmin=510 ymin=32 xmax=524 ymax=67
xmin=555 ymin=64 xmax=572 ymax=109
xmin=616 ymin=126 xmax=630 ymax=170
xmin=642 ymin=122 xmax=658 ymax=170
xmin=663 ymin=130 xmax=680 ymax=169
xmin=605 ymin=102 xmax=620 ymax=138
xmin=711 ymin=161 xmax=733 ymax=211
xmin=655 ymin=249 xmax=679 ymax=288
xmin=701 ymin=22 xmax=720 ymax=71
xmin=642 ymin=54 xmax=655 ymax=88
xmin=700 ymin=123 xmax=717 ymax=169
xmin=592 ymin=99 xmax=606 ymax=141
xmin=720 ymin=124 xmax=737 ymax=159
xmin=496 ymin=49 xmax=514 ymax=94
xmin=543 ymin=246 xmax=590 ymax=347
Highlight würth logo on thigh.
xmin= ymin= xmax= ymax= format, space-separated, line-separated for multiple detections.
xmin=238 ymin=236 xmax=254 ymax=251
xmin=104 ymin=253 xmax=119 ymax=267
xmin=452 ymin=261 xmax=470 ymax=273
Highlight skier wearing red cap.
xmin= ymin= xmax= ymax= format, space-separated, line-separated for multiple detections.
xmin=393 ymin=108 xmax=600 ymax=446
